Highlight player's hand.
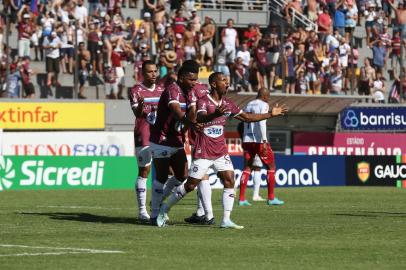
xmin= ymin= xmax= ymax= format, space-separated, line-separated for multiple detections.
xmin=215 ymin=104 xmax=228 ymax=116
xmin=271 ymin=103 xmax=288 ymax=117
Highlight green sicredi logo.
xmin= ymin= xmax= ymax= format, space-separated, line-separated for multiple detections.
xmin=0 ymin=157 xmax=15 ymax=191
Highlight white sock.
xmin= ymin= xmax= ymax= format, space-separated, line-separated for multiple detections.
xmin=151 ymin=180 xmax=164 ymax=218
xmin=253 ymin=171 xmax=262 ymax=198
xmin=136 ymin=177 xmax=148 ymax=214
xmin=198 ymin=180 xmax=213 ymax=220
xmin=222 ymin=188 xmax=235 ymax=223
xmin=162 ymin=176 xmax=182 ymax=200
xmin=196 ymin=189 xmax=205 ymax=217
xmin=162 ymin=183 xmax=187 ymax=213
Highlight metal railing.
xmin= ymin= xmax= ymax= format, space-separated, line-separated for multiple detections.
xmin=270 ymin=0 xmax=318 ymax=31
xmin=198 ymin=0 xmax=269 ymax=11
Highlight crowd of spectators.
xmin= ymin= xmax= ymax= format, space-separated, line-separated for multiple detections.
xmin=0 ymin=0 xmax=405 ymax=102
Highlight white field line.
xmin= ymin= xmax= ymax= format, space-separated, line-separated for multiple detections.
xmin=0 ymin=244 xmax=124 ymax=257
xmin=0 ymin=251 xmax=115 ymax=257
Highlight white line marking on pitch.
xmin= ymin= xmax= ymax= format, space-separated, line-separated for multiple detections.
xmin=0 ymin=244 xmax=124 ymax=257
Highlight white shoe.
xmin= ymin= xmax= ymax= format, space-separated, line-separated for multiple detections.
xmin=156 ymin=206 xmax=169 ymax=227
xmin=220 ymin=220 xmax=244 ymax=229
xmin=138 ymin=212 xmax=150 ymax=222
xmin=252 ymin=195 xmax=266 ymax=202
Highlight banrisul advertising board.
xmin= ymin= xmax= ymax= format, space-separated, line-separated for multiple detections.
xmin=340 ymin=107 xmax=406 ymax=131
xmin=0 ymin=156 xmax=140 ymax=191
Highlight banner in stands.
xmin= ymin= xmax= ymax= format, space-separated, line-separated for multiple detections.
xmin=0 ymin=156 xmax=142 ymax=191
xmin=0 ymin=102 xmax=104 ymax=129
xmin=208 ymin=155 xmax=346 ymax=189
xmin=293 ymin=132 xmax=406 ymax=156
xmin=345 ymin=156 xmax=404 ymax=186
xmin=1 ymin=132 xmax=134 ymax=156
xmin=340 ymin=107 xmax=406 ymax=131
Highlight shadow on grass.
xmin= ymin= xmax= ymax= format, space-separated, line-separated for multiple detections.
xmin=18 ymin=212 xmax=150 ymax=226
xmin=17 ymin=212 xmax=218 ymax=228
xmin=334 ymin=211 xmax=406 ymax=218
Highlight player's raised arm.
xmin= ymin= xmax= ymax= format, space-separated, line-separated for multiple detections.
xmin=234 ymin=103 xmax=288 ymax=122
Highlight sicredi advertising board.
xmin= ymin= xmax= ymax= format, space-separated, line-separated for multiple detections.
xmin=1 ymin=132 xmax=134 ymax=156
xmin=340 ymin=107 xmax=406 ymax=131
xmin=0 ymin=102 xmax=105 ymax=129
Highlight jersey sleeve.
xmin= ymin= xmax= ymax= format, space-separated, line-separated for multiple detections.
xmin=128 ymin=87 xmax=138 ymax=109
xmin=196 ymin=97 xmax=208 ymax=114
xmin=167 ymin=84 xmax=181 ymax=106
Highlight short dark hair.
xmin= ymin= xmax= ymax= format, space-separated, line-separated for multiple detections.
xmin=142 ymin=60 xmax=156 ymax=72
xmin=178 ymin=60 xmax=200 ymax=77
xmin=208 ymin=72 xmax=223 ymax=85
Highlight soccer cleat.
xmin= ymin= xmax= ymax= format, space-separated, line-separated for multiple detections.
xmin=204 ymin=218 xmax=216 ymax=225
xmin=156 ymin=208 xmax=169 ymax=227
xmin=267 ymin=198 xmax=285 ymax=206
xmin=238 ymin=200 xmax=252 ymax=206
xmin=138 ymin=212 xmax=150 ymax=222
xmin=150 ymin=217 xmax=157 ymax=226
xmin=184 ymin=213 xmax=206 ymax=224
xmin=220 ymin=220 xmax=244 ymax=229
xmin=252 ymin=195 xmax=266 ymax=202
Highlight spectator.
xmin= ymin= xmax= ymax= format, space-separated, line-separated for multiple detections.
xmin=43 ymin=31 xmax=62 ymax=87
xmin=17 ymin=7 xmax=33 ymax=59
xmin=183 ymin=23 xmax=198 ymax=60
xmin=5 ymin=63 xmax=21 ymax=98
xmin=233 ymin=57 xmax=249 ymax=92
xmin=199 ymin=16 xmax=215 ymax=69
xmin=78 ymin=42 xmax=90 ymax=99
xmin=283 ymin=45 xmax=296 ymax=94
xmin=221 ymin=18 xmax=239 ymax=64
xmin=372 ymin=71 xmax=385 ymax=103
xmin=20 ymin=56 xmax=35 ymax=98
xmin=370 ymin=38 xmax=386 ymax=73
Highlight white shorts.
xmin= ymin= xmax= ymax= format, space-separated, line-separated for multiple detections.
xmin=135 ymin=146 xmax=152 ymax=167
xmin=252 ymin=154 xmax=263 ymax=167
xmin=150 ymin=142 xmax=183 ymax=159
xmin=189 ymin=154 xmax=234 ymax=179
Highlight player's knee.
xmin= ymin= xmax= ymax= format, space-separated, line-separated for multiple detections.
xmin=223 ymin=177 xmax=235 ymax=189
xmin=184 ymin=178 xmax=199 ymax=192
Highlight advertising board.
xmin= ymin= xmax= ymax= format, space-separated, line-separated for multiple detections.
xmin=0 ymin=156 xmax=139 ymax=191
xmin=0 ymin=102 xmax=104 ymax=129
xmin=340 ymin=107 xmax=406 ymax=131
xmin=209 ymin=155 xmax=346 ymax=189
xmin=293 ymin=132 xmax=406 ymax=156
xmin=1 ymin=132 xmax=134 ymax=156
xmin=345 ymin=156 xmax=405 ymax=186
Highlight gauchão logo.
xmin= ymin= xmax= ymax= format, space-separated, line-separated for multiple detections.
xmin=0 ymin=157 xmax=15 ymax=191
xmin=344 ymin=110 xmax=359 ymax=128
xmin=357 ymin=162 xmax=370 ymax=183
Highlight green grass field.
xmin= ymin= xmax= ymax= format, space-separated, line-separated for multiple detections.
xmin=0 ymin=187 xmax=405 ymax=270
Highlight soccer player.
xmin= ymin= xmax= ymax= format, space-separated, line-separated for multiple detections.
xmin=149 ymin=60 xmax=202 ymax=225
xmin=128 ymin=60 xmax=164 ymax=221
xmin=157 ymin=72 xmax=288 ymax=229
xmin=183 ymin=82 xmax=215 ymax=225
xmin=238 ymin=88 xmax=284 ymax=206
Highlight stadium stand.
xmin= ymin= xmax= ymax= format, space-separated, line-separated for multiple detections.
xmin=0 ymin=0 xmax=404 ymax=102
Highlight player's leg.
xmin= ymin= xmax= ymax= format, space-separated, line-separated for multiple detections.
xmin=162 ymin=165 xmax=182 ymax=200
xmin=184 ymin=174 xmax=213 ymax=224
xmin=260 ymin=143 xmax=284 ymax=206
xmin=239 ymin=143 xmax=253 ymax=206
xmin=135 ymin=146 xmax=152 ymax=221
xmin=252 ymin=157 xmax=265 ymax=201
xmin=157 ymin=157 xmax=209 ymax=227
xmin=150 ymin=157 xmax=170 ymax=222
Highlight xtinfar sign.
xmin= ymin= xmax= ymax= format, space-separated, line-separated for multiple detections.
xmin=0 ymin=103 xmax=104 ymax=129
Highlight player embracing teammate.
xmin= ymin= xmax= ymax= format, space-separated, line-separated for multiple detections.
xmin=157 ymin=72 xmax=288 ymax=229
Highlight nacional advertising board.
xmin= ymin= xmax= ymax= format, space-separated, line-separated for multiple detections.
xmin=293 ymin=132 xmax=406 ymax=156
xmin=0 ymin=102 xmax=104 ymax=129
xmin=340 ymin=107 xmax=406 ymax=131
xmin=0 ymin=156 xmax=139 ymax=191
xmin=1 ymin=132 xmax=134 ymax=156
xmin=208 ymin=155 xmax=346 ymax=189
xmin=345 ymin=155 xmax=406 ymax=186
